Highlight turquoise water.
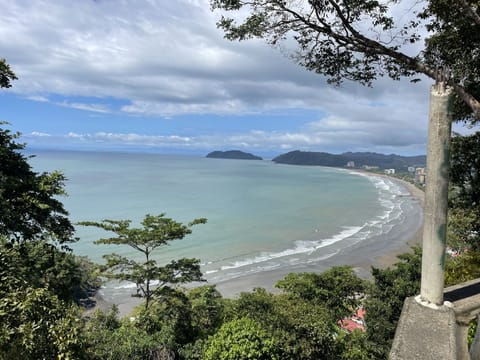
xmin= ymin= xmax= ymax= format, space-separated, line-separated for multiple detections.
xmin=30 ymin=150 xmax=411 ymax=285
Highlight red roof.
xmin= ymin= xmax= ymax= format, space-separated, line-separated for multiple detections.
xmin=338 ymin=308 xmax=366 ymax=332
xmin=338 ymin=318 xmax=365 ymax=332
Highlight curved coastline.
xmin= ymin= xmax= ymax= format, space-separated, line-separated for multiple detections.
xmin=91 ymin=171 xmax=425 ymax=316
xmin=214 ymin=171 xmax=425 ymax=297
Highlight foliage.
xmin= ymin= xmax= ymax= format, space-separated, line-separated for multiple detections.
xmin=336 ymin=330 xmax=376 ymax=360
xmin=447 ymin=132 xmax=480 ymax=252
xmin=364 ymin=247 xmax=422 ymax=359
xmin=204 ymin=317 xmax=280 ymax=360
xmin=84 ymin=315 xmax=175 ymax=360
xmin=0 ymin=286 xmax=85 ymax=360
xmin=135 ymin=287 xmax=195 ymax=347
xmin=221 ymin=268 xmax=366 ymax=359
xmin=420 ymin=0 xmax=480 ymax=123
xmin=450 ymin=131 xmax=480 ymax=208
xmin=0 ymin=58 xmax=17 ymax=88
xmin=79 ymin=214 xmax=206 ymax=309
xmin=0 ymin=123 xmax=75 ymax=244
xmin=276 ymin=266 xmax=366 ymax=319
xmin=0 ymin=239 xmax=99 ymax=303
xmin=187 ymin=285 xmax=224 ymax=337
xmin=211 ymin=0 xmax=480 ymax=118
xmin=445 ymin=250 xmax=480 ymax=286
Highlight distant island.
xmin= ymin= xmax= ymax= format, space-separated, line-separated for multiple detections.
xmin=206 ymin=150 xmax=263 ymax=160
xmin=272 ymin=150 xmax=426 ymax=172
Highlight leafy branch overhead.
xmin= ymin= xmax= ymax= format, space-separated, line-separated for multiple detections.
xmin=0 ymin=58 xmax=17 ymax=89
xmin=78 ymin=214 xmax=207 ymax=309
xmin=211 ymin=0 xmax=480 ymax=120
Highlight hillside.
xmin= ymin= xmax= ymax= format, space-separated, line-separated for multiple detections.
xmin=206 ymin=150 xmax=263 ymax=160
xmin=272 ymin=150 xmax=426 ymax=172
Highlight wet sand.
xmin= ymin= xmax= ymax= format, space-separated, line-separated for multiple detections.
xmin=90 ymin=173 xmax=425 ymax=316
xmin=215 ymin=174 xmax=425 ymax=297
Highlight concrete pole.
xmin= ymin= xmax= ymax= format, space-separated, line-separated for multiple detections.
xmin=420 ymin=82 xmax=453 ymax=305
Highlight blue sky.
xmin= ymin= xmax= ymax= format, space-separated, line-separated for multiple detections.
xmin=0 ymin=0 xmax=467 ymax=157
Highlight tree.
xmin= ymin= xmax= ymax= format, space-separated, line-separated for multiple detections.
xmin=0 ymin=286 xmax=85 ymax=360
xmin=204 ymin=317 xmax=280 ymax=360
xmin=187 ymin=285 xmax=224 ymax=337
xmin=450 ymin=131 xmax=480 ymax=208
xmin=0 ymin=123 xmax=75 ymax=244
xmin=0 ymin=58 xmax=17 ymax=88
xmin=79 ymin=213 xmax=207 ymax=309
xmin=0 ymin=238 xmax=99 ymax=303
xmin=211 ymin=0 xmax=480 ymax=119
xmin=364 ymin=247 xmax=422 ymax=359
xmin=225 ymin=286 xmax=343 ymax=359
xmin=276 ymin=266 xmax=366 ymax=319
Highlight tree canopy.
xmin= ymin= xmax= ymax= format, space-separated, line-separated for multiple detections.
xmin=0 ymin=58 xmax=17 ymax=89
xmin=0 ymin=123 xmax=75 ymax=244
xmin=79 ymin=214 xmax=207 ymax=309
xmin=211 ymin=0 xmax=480 ymax=120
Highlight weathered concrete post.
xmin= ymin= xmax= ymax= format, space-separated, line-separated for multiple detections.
xmin=420 ymin=81 xmax=453 ymax=305
xmin=390 ymin=82 xmax=458 ymax=359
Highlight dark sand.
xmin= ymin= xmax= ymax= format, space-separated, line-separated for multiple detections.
xmin=89 ymin=174 xmax=425 ymax=317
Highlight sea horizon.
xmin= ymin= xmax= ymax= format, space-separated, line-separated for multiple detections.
xmin=29 ymin=148 xmax=423 ymax=301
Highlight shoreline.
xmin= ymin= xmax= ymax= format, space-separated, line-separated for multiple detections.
xmin=89 ymin=172 xmax=425 ymax=317
xmin=214 ymin=173 xmax=425 ymax=297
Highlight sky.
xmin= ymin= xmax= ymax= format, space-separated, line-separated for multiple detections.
xmin=0 ymin=0 xmax=469 ymax=157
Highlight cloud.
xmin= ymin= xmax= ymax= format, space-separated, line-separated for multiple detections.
xmin=56 ymin=101 xmax=111 ymax=114
xmin=25 ymin=119 xmax=428 ymax=155
xmin=2 ymin=0 xmax=434 ymax=154
xmin=1 ymin=1 xmax=431 ymax=111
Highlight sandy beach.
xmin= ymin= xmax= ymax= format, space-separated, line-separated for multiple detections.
xmin=214 ymin=175 xmax=425 ymax=297
xmin=91 ymin=173 xmax=425 ymax=317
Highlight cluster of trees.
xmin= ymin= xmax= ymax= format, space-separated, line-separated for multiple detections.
xmin=0 ymin=120 xmax=474 ymax=360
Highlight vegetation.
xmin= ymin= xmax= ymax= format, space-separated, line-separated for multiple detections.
xmin=79 ymin=214 xmax=207 ymax=309
xmin=0 ymin=58 xmax=17 ymax=88
xmin=272 ymin=150 xmax=426 ymax=171
xmin=0 ymin=120 xmax=97 ymax=358
xmin=0 ymin=124 xmax=75 ymax=244
xmin=0 ymin=118 xmax=477 ymax=359
xmin=2 ymin=0 xmax=480 ymax=356
xmin=211 ymin=0 xmax=480 ymax=118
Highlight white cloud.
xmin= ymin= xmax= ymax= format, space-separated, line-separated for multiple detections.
xmin=30 ymin=131 xmax=50 ymax=137
xmin=25 ymin=123 xmax=427 ymax=155
xmin=2 ymin=0 xmax=433 ymax=154
xmin=57 ymin=101 xmax=111 ymax=114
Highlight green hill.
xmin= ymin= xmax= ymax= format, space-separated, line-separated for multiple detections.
xmin=206 ymin=150 xmax=263 ymax=160
xmin=272 ymin=150 xmax=426 ymax=172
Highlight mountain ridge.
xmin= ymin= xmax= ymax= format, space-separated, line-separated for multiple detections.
xmin=272 ymin=150 xmax=426 ymax=171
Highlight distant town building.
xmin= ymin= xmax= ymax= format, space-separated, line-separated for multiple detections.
xmin=362 ymin=165 xmax=379 ymax=170
xmin=415 ymin=167 xmax=426 ymax=184
xmin=346 ymin=161 xmax=355 ymax=168
xmin=338 ymin=308 xmax=366 ymax=333
xmin=408 ymin=166 xmax=415 ymax=173
xmin=385 ymin=169 xmax=396 ymax=175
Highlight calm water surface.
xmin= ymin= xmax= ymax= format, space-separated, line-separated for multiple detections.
xmin=30 ymin=150 xmax=411 ymax=285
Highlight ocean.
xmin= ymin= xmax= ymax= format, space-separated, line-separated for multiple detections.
xmin=30 ymin=150 xmax=422 ymax=296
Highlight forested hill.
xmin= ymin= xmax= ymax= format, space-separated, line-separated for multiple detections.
xmin=272 ymin=150 xmax=426 ymax=171
xmin=206 ymin=150 xmax=263 ymax=160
